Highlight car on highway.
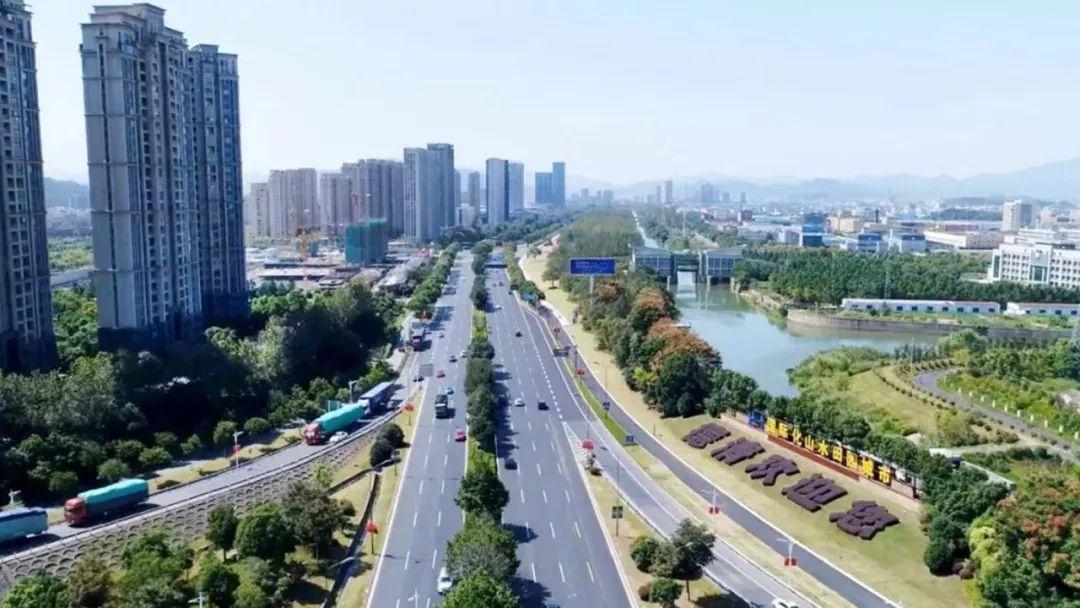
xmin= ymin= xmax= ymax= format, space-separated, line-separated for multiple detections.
xmin=436 ymin=369 xmax=445 ymax=378
xmin=504 ymin=456 xmax=517 ymax=470
xmin=444 ymin=386 xmax=454 ymax=395
xmin=453 ymin=428 xmax=466 ymax=442
xmin=328 ymin=431 xmax=347 ymax=444
xmin=771 ymin=600 xmax=799 ymax=608
xmin=513 ymin=397 xmax=525 ymax=407
xmin=437 ymin=567 xmax=454 ymax=594
xmin=414 ymin=373 xmax=423 ymax=382
xmin=515 ymin=330 xmax=522 ymax=337
xmin=448 ymin=354 xmax=457 ymax=363
xmin=537 ymin=400 xmax=549 ymax=410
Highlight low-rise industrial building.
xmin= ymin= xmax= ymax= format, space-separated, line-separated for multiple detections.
xmin=841 ymin=298 xmax=1001 ymax=314
xmin=924 ymin=230 xmax=1003 ymax=251
xmin=1004 ymin=302 xmax=1080 ymax=317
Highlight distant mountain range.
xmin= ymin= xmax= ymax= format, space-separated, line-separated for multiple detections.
xmin=605 ymin=157 xmax=1080 ymax=202
xmin=45 ymin=156 xmax=1080 ymax=206
xmin=44 ymin=178 xmax=89 ymax=209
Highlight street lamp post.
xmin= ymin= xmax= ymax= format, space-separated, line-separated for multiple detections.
xmin=232 ymin=431 xmax=245 ymax=469
xmin=189 ymin=593 xmax=205 ymax=608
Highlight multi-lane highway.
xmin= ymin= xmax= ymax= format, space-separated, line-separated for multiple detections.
xmin=367 ymin=253 xmax=474 ymax=608
xmin=486 ymin=269 xmax=632 ymax=607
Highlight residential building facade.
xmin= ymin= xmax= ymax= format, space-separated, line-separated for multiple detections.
xmin=244 ymin=182 xmax=269 ymax=237
xmin=508 ymin=161 xmax=524 ymax=217
xmin=0 ymin=0 xmax=55 ymax=370
xmin=467 ymin=171 xmax=481 ymax=210
xmin=189 ymin=44 xmax=246 ymax=322
xmin=535 ymin=172 xmax=552 ymax=205
xmin=267 ymin=168 xmax=318 ymax=238
xmin=1002 ymin=199 xmax=1036 ymax=232
xmin=552 ymin=161 xmax=566 ymax=207
xmin=403 ymin=147 xmax=442 ymax=242
xmin=319 ymin=172 xmax=352 ymax=236
xmin=485 ymin=158 xmax=509 ymax=225
xmin=82 ymin=4 xmax=204 ymax=348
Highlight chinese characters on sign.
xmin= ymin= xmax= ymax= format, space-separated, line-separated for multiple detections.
xmin=764 ymin=416 xmax=896 ymax=487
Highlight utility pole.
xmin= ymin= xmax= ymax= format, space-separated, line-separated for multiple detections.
xmin=232 ymin=431 xmax=245 ymax=469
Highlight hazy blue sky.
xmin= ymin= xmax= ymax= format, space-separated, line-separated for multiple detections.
xmin=33 ymin=1 xmax=1080 ymax=184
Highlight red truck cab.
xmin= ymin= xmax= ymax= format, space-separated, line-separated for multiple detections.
xmin=63 ymin=497 xmax=88 ymax=526
xmin=302 ymin=423 xmax=325 ymax=445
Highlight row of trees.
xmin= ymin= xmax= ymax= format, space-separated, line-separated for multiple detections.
xmin=2 ymin=272 xmax=401 ymax=502
xmin=407 ymin=245 xmax=459 ymax=317
xmin=2 ymin=462 xmax=354 ymax=608
xmin=503 ymin=244 xmax=543 ymax=301
xmin=441 ymin=332 xmax=520 ymax=607
xmin=630 ymin=520 xmax=717 ymax=606
xmin=733 ymin=247 xmax=1080 ymax=305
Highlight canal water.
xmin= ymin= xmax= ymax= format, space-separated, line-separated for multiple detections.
xmin=675 ymin=285 xmax=937 ymax=396
xmin=633 ymin=211 xmax=935 ymax=395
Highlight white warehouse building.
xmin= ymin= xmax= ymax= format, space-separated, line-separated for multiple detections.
xmin=841 ymin=298 xmax=1001 ymax=314
xmin=1004 ymin=302 xmax=1080 ymax=318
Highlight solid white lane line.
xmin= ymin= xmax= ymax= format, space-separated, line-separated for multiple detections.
xmin=587 ymin=561 xmax=595 ymax=582
xmin=549 ymin=521 xmax=556 ymax=538
xmin=437 ymin=510 xmax=442 ymax=527
xmin=575 ymin=521 xmax=581 ymax=538
xmin=531 ymin=441 xmax=536 ymax=452
xmin=432 ymin=549 xmax=438 ymax=570
xmin=542 ymin=489 xmax=548 ymax=503
xmin=558 ymin=561 xmax=566 ymax=583
xmin=404 ymin=549 xmax=411 ymax=571
xmin=412 ymin=512 xmax=418 ymax=527
xmin=565 ymin=488 xmax=571 ymax=503
xmin=536 ymin=463 xmax=542 ymax=475
xmin=418 ymin=480 xmax=424 ymax=496
xmin=531 ymin=562 xmax=537 ymax=581
xmin=423 ymin=454 xmax=429 ymax=468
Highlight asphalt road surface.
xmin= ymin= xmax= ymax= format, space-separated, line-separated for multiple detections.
xmin=366 ymin=253 xmax=474 ymax=608
xmin=486 ymin=269 xmax=632 ymax=607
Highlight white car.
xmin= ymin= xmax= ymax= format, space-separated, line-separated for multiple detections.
xmin=437 ymin=566 xmax=454 ymax=594
xmin=513 ymin=397 xmax=525 ymax=407
xmin=771 ymin=600 xmax=799 ymax=608
xmin=328 ymin=431 xmax=347 ymax=444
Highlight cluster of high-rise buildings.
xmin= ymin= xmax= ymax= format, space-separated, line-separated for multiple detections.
xmin=0 ymin=2 xmax=249 ymax=370
xmin=0 ymin=1 xmax=569 ymax=371
xmin=245 ymin=156 xmax=566 ymax=245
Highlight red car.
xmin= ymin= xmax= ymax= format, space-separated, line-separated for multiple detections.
xmin=453 ymin=428 xmax=466 ymax=442
xmin=436 ymin=369 xmax=445 ymax=378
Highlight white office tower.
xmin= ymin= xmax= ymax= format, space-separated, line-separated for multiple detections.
xmin=267 ymin=168 xmax=318 ymax=238
xmin=486 ymin=158 xmax=509 ymax=225
xmin=83 ymin=4 xmax=207 ymax=348
xmin=404 ymin=148 xmax=440 ymax=242
xmin=1002 ymin=199 xmax=1036 ymax=232
xmin=508 ymin=161 xmax=524 ymax=217
xmin=0 ymin=0 xmax=55 ymax=370
xmin=319 ymin=172 xmax=352 ymax=236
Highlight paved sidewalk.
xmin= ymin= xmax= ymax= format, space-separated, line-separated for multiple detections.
xmin=914 ymin=369 xmax=1078 ymax=463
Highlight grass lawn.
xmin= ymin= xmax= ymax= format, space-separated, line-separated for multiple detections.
xmin=848 ymin=367 xmax=942 ymax=437
xmin=337 ymin=388 xmax=421 ymax=607
xmin=521 ymin=245 xmax=970 ymax=608
xmin=583 ymin=459 xmax=744 ymax=608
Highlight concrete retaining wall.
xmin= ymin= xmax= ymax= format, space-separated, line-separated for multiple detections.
xmin=0 ymin=421 xmax=386 ymax=597
xmin=786 ymin=309 xmax=1070 ymax=341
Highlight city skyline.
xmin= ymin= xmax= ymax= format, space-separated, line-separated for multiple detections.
xmin=29 ymin=1 xmax=1080 ymax=185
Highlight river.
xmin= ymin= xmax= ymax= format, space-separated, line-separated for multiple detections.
xmin=633 ymin=211 xmax=936 ymax=395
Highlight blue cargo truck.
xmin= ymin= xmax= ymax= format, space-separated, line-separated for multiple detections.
xmin=0 ymin=507 xmax=47 ymax=544
xmin=358 ymin=381 xmax=395 ymax=414
xmin=64 ymin=478 xmax=149 ymax=526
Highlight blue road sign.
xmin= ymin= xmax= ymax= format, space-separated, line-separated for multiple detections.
xmin=624 ymin=434 xmax=636 ymax=446
xmin=569 ymin=258 xmax=617 ymax=276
